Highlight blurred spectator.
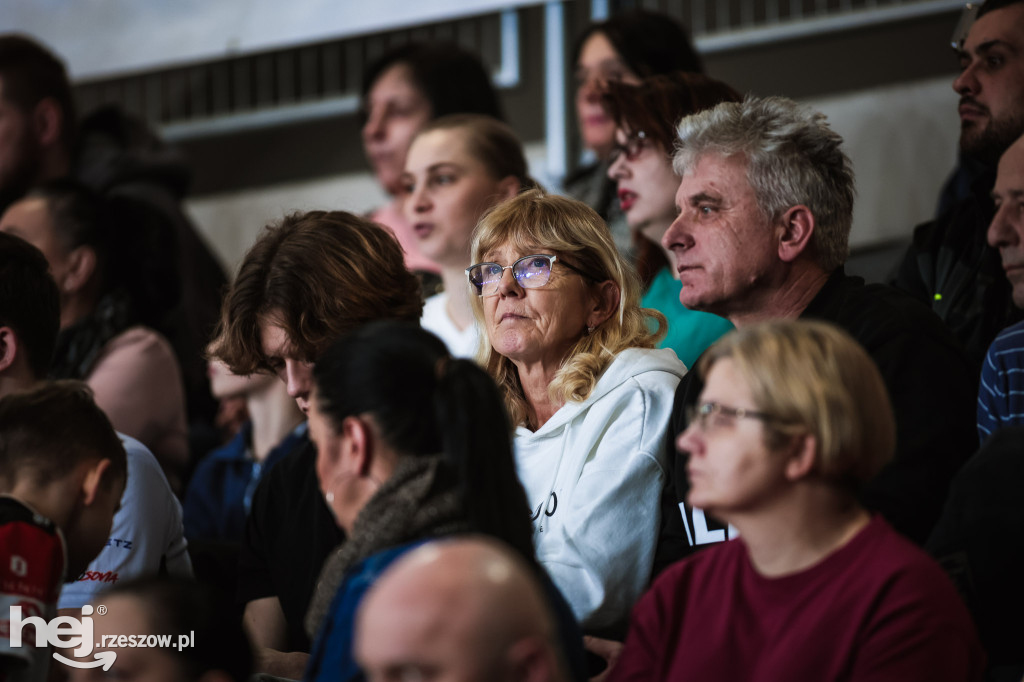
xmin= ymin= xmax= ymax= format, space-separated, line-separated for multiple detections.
xmin=0 ymin=381 xmax=126 ymax=682
xmin=0 ymin=180 xmax=189 ymax=487
xmin=979 ymin=133 xmax=1024 ymax=440
xmin=184 ymin=360 xmax=304 ymax=544
xmin=890 ymin=0 xmax=1024 ymax=367
xmin=660 ymin=97 xmax=976 ymax=565
xmin=208 ymin=211 xmax=422 ymax=679
xmin=355 ymin=538 xmax=569 ymax=682
xmin=361 ymin=42 xmax=503 ymax=294
xmin=604 ymin=72 xmax=738 ymax=368
xmin=929 ymin=426 xmax=1024 ymax=680
xmin=402 ymin=114 xmax=532 ymax=357
xmin=75 ymin=576 xmax=253 ymax=682
xmin=302 ymin=321 xmax=585 ymax=682
xmin=567 ymin=9 xmax=702 ymax=262
xmin=183 ymin=358 xmax=302 ymax=605
xmin=0 ymin=231 xmax=191 ymax=620
xmin=610 ymin=321 xmax=983 ymax=681
xmin=0 ymin=35 xmax=226 ymax=440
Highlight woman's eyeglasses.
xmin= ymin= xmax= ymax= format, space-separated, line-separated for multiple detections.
xmin=466 ymin=254 xmax=594 ymax=297
xmin=608 ymin=131 xmax=650 ymax=165
xmin=685 ymin=401 xmax=776 ymax=433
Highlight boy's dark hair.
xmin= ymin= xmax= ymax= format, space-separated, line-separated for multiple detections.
xmin=209 ymin=210 xmax=422 ymax=375
xmin=0 ymin=34 xmax=76 ymax=154
xmin=0 ymin=380 xmax=126 ymax=488
xmin=102 ymin=576 xmax=253 ymax=682
xmin=0 ymin=232 xmax=60 ymax=378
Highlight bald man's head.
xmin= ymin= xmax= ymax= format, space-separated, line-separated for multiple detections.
xmin=988 ymin=133 xmax=1024 ymax=307
xmin=355 ymin=537 xmax=567 ymax=682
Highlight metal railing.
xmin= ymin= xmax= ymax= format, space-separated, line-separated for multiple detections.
xmin=71 ymin=0 xmax=962 ymax=159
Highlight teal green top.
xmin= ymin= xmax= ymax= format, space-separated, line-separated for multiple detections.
xmin=642 ymin=267 xmax=734 ymax=369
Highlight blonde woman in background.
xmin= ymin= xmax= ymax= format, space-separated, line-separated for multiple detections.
xmin=402 ymin=114 xmax=534 ymax=357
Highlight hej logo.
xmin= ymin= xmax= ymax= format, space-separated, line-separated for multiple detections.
xmin=10 ymin=604 xmax=113 ymax=669
xmin=8 ymin=603 xmax=196 ymax=670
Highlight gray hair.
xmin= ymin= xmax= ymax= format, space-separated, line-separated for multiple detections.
xmin=672 ymin=96 xmax=855 ymax=272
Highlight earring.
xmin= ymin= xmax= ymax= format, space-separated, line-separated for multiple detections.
xmin=325 ymin=491 xmax=334 ymax=504
xmin=587 ymin=325 xmax=595 ymax=335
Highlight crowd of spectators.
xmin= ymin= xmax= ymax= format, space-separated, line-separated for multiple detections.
xmin=2 ymin=2 xmax=1024 ymax=681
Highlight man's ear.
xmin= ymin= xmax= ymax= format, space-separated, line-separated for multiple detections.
xmin=505 ymin=637 xmax=559 ymax=682
xmin=0 ymin=326 xmax=20 ymax=374
xmin=32 ymin=98 xmax=63 ymax=148
xmin=80 ymin=458 xmax=112 ymax=506
xmin=776 ymin=205 xmax=816 ymax=264
xmin=784 ymin=433 xmax=817 ymax=482
xmin=587 ymin=280 xmax=620 ymax=329
xmin=62 ymin=246 xmax=97 ymax=295
xmin=340 ymin=415 xmax=374 ymax=477
xmin=497 ymin=175 xmax=521 ymax=202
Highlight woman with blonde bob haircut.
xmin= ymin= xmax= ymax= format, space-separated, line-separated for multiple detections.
xmin=610 ymin=320 xmax=984 ymax=681
xmin=469 ymin=189 xmax=686 ymax=637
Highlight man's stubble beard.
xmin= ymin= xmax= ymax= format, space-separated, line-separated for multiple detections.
xmin=960 ymin=110 xmax=1024 ymax=167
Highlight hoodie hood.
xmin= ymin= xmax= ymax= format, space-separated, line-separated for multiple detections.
xmin=521 ymin=347 xmax=686 ymax=438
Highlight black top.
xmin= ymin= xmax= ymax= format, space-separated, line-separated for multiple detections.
xmin=928 ymin=426 xmax=1024 ymax=674
xmin=891 ymin=170 xmax=1022 ymax=370
xmin=236 ymin=434 xmax=345 ymax=652
xmin=654 ymin=269 xmax=978 ymax=575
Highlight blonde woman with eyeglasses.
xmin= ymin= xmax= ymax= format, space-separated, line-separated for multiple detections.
xmin=469 ymin=189 xmax=686 ymax=639
xmin=609 ymin=320 xmax=983 ymax=682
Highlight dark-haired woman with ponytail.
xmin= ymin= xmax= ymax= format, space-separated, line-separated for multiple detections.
xmin=301 ymin=321 xmax=584 ymax=682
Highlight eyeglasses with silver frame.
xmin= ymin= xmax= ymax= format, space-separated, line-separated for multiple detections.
xmin=686 ymin=401 xmax=777 ymax=433
xmin=466 ymin=254 xmax=592 ymax=297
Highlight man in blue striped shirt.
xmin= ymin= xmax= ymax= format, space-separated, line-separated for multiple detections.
xmin=979 ymin=133 xmax=1024 ymax=441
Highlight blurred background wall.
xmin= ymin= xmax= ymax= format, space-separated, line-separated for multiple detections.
xmin=2 ymin=0 xmax=964 ymax=278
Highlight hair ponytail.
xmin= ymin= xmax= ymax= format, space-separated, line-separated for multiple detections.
xmin=313 ymin=321 xmax=535 ymax=562
xmin=434 ymin=358 xmax=535 ymax=562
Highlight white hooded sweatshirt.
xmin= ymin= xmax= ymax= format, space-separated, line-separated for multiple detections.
xmin=514 ymin=347 xmax=686 ymax=635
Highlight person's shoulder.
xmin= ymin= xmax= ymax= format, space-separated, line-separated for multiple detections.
xmin=116 ymin=432 xmax=184 ymax=535
xmin=562 ymin=162 xmax=604 ymax=195
xmin=0 ymin=497 xmax=59 ymax=536
xmin=910 ymin=186 xmax=993 ymax=247
xmin=849 ymin=518 xmax=959 ymax=593
xmin=120 ymin=433 xmax=169 ymax=478
xmin=990 ymin=319 xmax=1024 ymax=353
xmin=612 ymin=348 xmax=688 ymax=382
xmin=0 ymin=497 xmax=65 ymax=594
xmin=420 ymin=293 xmax=452 ymax=331
xmin=813 ymin=273 xmax=960 ymax=350
xmin=96 ymin=326 xmax=181 ymax=374
xmin=258 ymin=433 xmax=314 ymax=494
xmin=421 ymin=292 xmax=447 ymax=313
xmin=106 ymin=325 xmax=174 ymax=354
xmin=589 ymin=348 xmax=685 ymax=407
xmin=649 ymin=539 xmax=745 ymax=597
xmin=203 ymin=427 xmax=251 ymax=465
